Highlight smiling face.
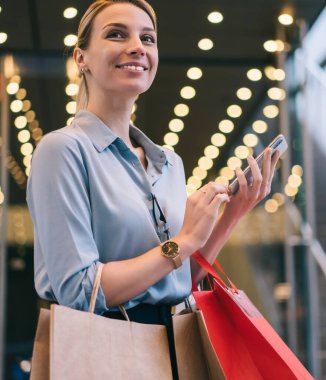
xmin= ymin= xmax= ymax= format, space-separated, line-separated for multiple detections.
xmin=75 ymin=3 xmax=158 ymax=102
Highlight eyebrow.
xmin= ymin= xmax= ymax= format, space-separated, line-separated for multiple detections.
xmin=103 ymin=22 xmax=155 ymax=33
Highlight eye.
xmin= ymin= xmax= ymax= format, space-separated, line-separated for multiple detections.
xmin=106 ymin=30 xmax=125 ymax=39
xmin=142 ymin=34 xmax=156 ymax=44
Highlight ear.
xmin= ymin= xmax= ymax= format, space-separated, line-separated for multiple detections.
xmin=73 ymin=47 xmax=87 ymax=71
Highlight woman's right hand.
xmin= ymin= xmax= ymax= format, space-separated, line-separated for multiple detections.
xmin=177 ymin=182 xmax=230 ymax=252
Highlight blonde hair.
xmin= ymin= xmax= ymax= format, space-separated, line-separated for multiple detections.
xmin=75 ymin=0 xmax=157 ymax=111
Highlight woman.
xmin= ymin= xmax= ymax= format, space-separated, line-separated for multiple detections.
xmin=26 ymin=0 xmax=280 ymax=378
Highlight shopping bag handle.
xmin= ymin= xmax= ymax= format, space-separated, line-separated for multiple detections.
xmin=192 ymin=251 xmax=239 ymax=294
xmin=89 ymin=263 xmax=104 ymax=313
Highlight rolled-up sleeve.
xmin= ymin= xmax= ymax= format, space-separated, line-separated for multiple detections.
xmin=26 ymin=131 xmax=109 ymax=314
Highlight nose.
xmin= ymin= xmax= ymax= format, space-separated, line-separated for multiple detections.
xmin=126 ymin=36 xmax=146 ymax=56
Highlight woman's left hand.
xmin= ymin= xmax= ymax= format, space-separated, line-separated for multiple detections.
xmin=224 ymin=148 xmax=281 ymax=220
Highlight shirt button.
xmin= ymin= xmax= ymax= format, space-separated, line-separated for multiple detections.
xmin=147 ymin=194 xmax=153 ymax=201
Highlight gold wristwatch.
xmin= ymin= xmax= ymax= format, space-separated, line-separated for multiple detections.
xmin=161 ymin=240 xmax=182 ymax=269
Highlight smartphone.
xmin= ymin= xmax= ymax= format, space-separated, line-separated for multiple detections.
xmin=228 ymin=134 xmax=288 ymax=195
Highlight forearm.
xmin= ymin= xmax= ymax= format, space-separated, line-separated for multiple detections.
xmin=190 ymin=206 xmax=239 ymax=283
xmin=101 ymin=235 xmax=194 ymax=307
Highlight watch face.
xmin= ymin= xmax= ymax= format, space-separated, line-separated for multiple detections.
xmin=162 ymin=241 xmax=179 ymax=258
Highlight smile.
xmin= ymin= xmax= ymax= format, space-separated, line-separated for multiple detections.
xmin=116 ymin=65 xmax=148 ymax=72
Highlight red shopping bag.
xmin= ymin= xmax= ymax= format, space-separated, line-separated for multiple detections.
xmin=192 ymin=251 xmax=314 ymax=380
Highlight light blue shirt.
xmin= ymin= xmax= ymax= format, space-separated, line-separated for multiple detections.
xmin=26 ymin=110 xmax=191 ymax=314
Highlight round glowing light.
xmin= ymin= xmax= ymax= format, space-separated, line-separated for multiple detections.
xmin=193 ymin=167 xmax=207 ymax=180
xmin=18 ymin=130 xmax=31 ymax=143
xmin=264 ymin=66 xmax=276 ymax=80
xmin=163 ymin=145 xmax=174 ymax=152
xmin=29 ymin=120 xmax=39 ymax=130
xmin=292 ymin=165 xmax=303 ymax=176
xmin=16 ymin=88 xmax=27 ymax=100
xmin=288 ymin=174 xmax=302 ymax=188
xmin=6 ymin=82 xmax=19 ymax=95
xmin=174 ymin=103 xmax=189 ymax=117
xmin=273 ymin=192 xmax=285 ymax=206
xmin=264 ymin=40 xmax=278 ymax=53
xmin=64 ymin=34 xmax=78 ymax=47
xmin=265 ymin=199 xmax=279 ymax=213
xmin=236 ymin=87 xmax=252 ymax=100
xmin=276 ymin=40 xmax=285 ymax=52
xmin=10 ymin=99 xmax=23 ymax=113
xmin=15 ymin=116 xmax=27 ymax=129
xmin=186 ymin=184 xmax=197 ymax=195
xmin=220 ymin=167 xmax=235 ymax=180
xmin=263 ymin=105 xmax=279 ymax=118
xmin=132 ymin=103 xmax=137 ymax=113
xmin=219 ymin=119 xmax=234 ymax=133
xmin=187 ymin=176 xmax=202 ymax=189
xmin=32 ymin=128 xmax=43 ymax=142
xmin=198 ymin=156 xmax=213 ymax=170
xmin=0 ymin=6 xmax=2 ymax=13
xmin=67 ymin=117 xmax=74 ymax=125
xmin=23 ymin=155 xmax=33 ymax=167
xmin=63 ymin=7 xmax=78 ymax=19
xmin=204 ymin=145 xmax=220 ymax=159
xmin=274 ymin=69 xmax=286 ymax=81
xmin=243 ymin=133 xmax=258 ymax=147
xmin=10 ymin=75 xmax=21 ymax=84
xmin=65 ymin=83 xmax=79 ymax=96
xmin=247 ymin=68 xmax=262 ymax=81
xmin=22 ymin=100 xmax=32 ymax=112
xmin=235 ymin=145 xmax=250 ymax=159
xmin=211 ymin=133 xmax=226 ymax=147
xmin=227 ymin=156 xmax=242 ymax=170
xmin=187 ymin=67 xmax=202 ymax=80
xmin=227 ymin=105 xmax=242 ymax=118
xmin=285 ymin=184 xmax=298 ymax=197
xmin=66 ymin=101 xmax=77 ymax=115
xmin=169 ymin=119 xmax=184 ymax=132
xmin=0 ymin=32 xmax=8 ymax=44
xmin=268 ymin=87 xmax=286 ymax=101
xmin=0 ymin=191 xmax=4 ymax=205
xmin=252 ymin=120 xmax=268 ymax=134
xmin=26 ymin=110 xmax=36 ymax=122
xmin=25 ymin=166 xmax=31 ymax=177
xmin=20 ymin=143 xmax=34 ymax=156
xmin=207 ymin=11 xmax=223 ymax=24
xmin=180 ymin=86 xmax=196 ymax=99
xmin=278 ymin=13 xmax=294 ymax=26
xmin=215 ymin=176 xmax=229 ymax=186
xmin=198 ymin=38 xmax=214 ymax=51
xmin=164 ymin=132 xmax=179 ymax=146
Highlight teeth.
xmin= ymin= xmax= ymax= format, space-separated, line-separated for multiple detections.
xmin=119 ymin=65 xmax=146 ymax=71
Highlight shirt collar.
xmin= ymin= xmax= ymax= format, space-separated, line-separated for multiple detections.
xmin=72 ymin=110 xmax=169 ymax=166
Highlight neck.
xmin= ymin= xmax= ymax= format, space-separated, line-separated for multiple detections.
xmin=86 ymin=92 xmax=137 ymax=148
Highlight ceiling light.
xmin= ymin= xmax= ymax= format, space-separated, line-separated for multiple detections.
xmin=211 ymin=132 xmax=226 ymax=147
xmin=10 ymin=75 xmax=21 ymax=84
xmin=187 ymin=176 xmax=202 ymax=189
xmin=220 ymin=167 xmax=235 ymax=180
xmin=263 ymin=105 xmax=279 ymax=118
xmin=164 ymin=132 xmax=179 ymax=146
xmin=22 ymin=100 xmax=32 ymax=112
xmin=274 ymin=68 xmax=286 ymax=81
xmin=219 ymin=119 xmax=234 ymax=133
xmin=10 ymin=100 xmax=23 ymax=113
xmin=264 ymin=199 xmax=279 ymax=213
xmin=227 ymin=156 xmax=242 ymax=170
xmin=18 ymin=130 xmax=31 ymax=143
xmin=198 ymin=38 xmax=214 ymax=51
xmin=66 ymin=101 xmax=77 ymax=114
xmin=23 ymin=155 xmax=33 ymax=167
xmin=174 ymin=104 xmax=189 ymax=117
xmin=180 ymin=86 xmax=196 ymax=99
xmin=198 ymin=156 xmax=213 ymax=170
xmin=252 ymin=120 xmax=268 ymax=133
xmin=207 ymin=11 xmax=223 ymax=24
xmin=187 ymin=67 xmax=202 ymax=80
xmin=169 ymin=119 xmax=184 ymax=132
xmin=186 ymin=184 xmax=197 ymax=195
xmin=288 ymin=174 xmax=302 ymax=188
xmin=268 ymin=87 xmax=286 ymax=100
xmin=204 ymin=145 xmax=219 ymax=159
xmin=14 ymin=116 xmax=27 ymax=129
xmin=236 ymin=87 xmax=252 ymax=100
xmin=243 ymin=133 xmax=258 ymax=147
xmin=264 ymin=40 xmax=278 ymax=53
xmin=285 ymin=184 xmax=298 ymax=196
xmin=235 ymin=145 xmax=250 ymax=159
xmin=193 ymin=167 xmax=207 ymax=180
xmin=0 ymin=32 xmax=7 ymax=44
xmin=227 ymin=105 xmax=242 ymax=118
xmin=291 ymin=165 xmax=303 ymax=176
xmin=64 ymin=34 xmax=78 ymax=47
xmin=16 ymin=88 xmax=27 ymax=100
xmin=26 ymin=111 xmax=36 ymax=122
xmin=247 ymin=68 xmax=262 ymax=81
xmin=0 ymin=6 xmax=2 ymax=13
xmin=20 ymin=143 xmax=34 ymax=156
xmin=272 ymin=192 xmax=285 ymax=206
xmin=65 ymin=83 xmax=79 ymax=96
xmin=264 ymin=66 xmax=276 ymax=80
xmin=215 ymin=176 xmax=229 ymax=186
xmin=6 ymin=82 xmax=19 ymax=95
xmin=278 ymin=13 xmax=294 ymax=26
xmin=63 ymin=7 xmax=78 ymax=19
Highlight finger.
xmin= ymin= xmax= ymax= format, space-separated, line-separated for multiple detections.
xmin=268 ymin=150 xmax=281 ymax=183
xmin=247 ymin=155 xmax=262 ymax=192
xmin=210 ymin=192 xmax=230 ymax=208
xmin=235 ymin=167 xmax=248 ymax=193
xmin=260 ymin=148 xmax=272 ymax=194
xmin=200 ymin=182 xmax=228 ymax=204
